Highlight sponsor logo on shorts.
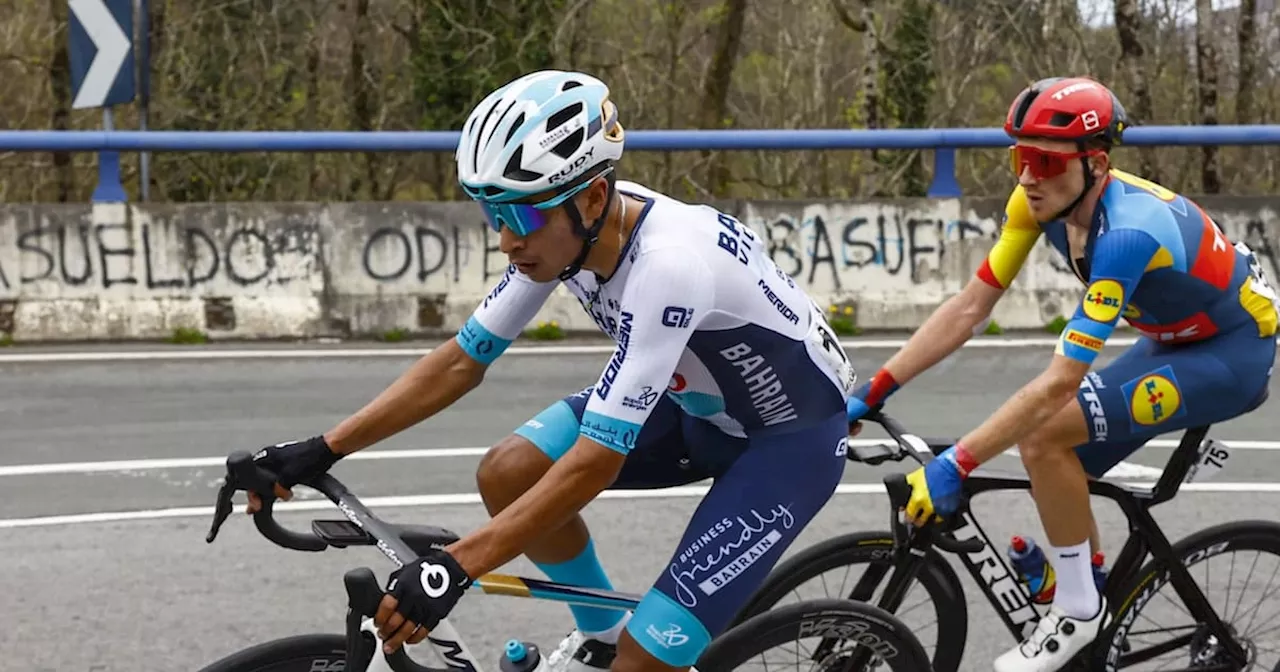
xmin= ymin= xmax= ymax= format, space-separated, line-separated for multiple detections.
xmin=1079 ymin=372 xmax=1108 ymax=441
xmin=1064 ymin=329 xmax=1105 ymax=353
xmin=1082 ymin=279 xmax=1124 ymax=322
xmin=1128 ymin=312 xmax=1218 ymax=344
xmin=645 ymin=623 xmax=691 ymax=650
xmin=835 ymin=436 xmax=849 ymax=457
xmin=1122 ymin=366 xmax=1186 ymax=427
xmin=669 ymin=504 xmax=796 ymax=607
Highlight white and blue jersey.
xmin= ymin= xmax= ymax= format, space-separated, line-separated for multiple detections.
xmin=456 ymin=180 xmax=857 ymax=452
xmin=455 ymin=181 xmax=856 ymax=667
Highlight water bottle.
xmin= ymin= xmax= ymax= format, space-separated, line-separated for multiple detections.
xmin=1008 ymin=535 xmax=1057 ymax=604
xmin=500 ymin=639 xmax=549 ymax=672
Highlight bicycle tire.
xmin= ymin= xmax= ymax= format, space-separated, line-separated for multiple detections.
xmin=729 ymin=530 xmax=968 ymax=672
xmin=1091 ymin=519 xmax=1280 ymax=672
xmin=697 ymin=597 xmax=932 ymax=671
xmin=196 ymin=634 xmax=347 ymax=672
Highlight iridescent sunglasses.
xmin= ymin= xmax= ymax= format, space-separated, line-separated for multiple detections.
xmin=466 ymin=165 xmax=615 ymax=237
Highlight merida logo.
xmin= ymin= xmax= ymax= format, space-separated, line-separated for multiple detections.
xmin=597 ymin=311 xmax=634 ymax=400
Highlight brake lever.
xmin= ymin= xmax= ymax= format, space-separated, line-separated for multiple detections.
xmin=205 ymin=450 xmax=281 ymax=545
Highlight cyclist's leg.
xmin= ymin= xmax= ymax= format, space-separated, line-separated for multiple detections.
xmin=1071 ymin=327 xmax=1274 ymax=479
xmin=477 ymin=384 xmax=702 ymax=640
xmin=617 ymin=410 xmax=849 ymax=671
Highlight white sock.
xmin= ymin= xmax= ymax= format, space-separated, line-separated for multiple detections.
xmin=583 ymin=610 xmax=631 ymax=645
xmin=1050 ymin=539 xmax=1101 ymax=620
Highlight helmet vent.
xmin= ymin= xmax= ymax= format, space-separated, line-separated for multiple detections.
xmin=550 ymin=127 xmax=585 ymax=160
xmin=546 ymin=103 xmax=584 ymax=133
xmin=503 ymin=145 xmax=541 ymax=182
xmin=1049 ymin=112 xmax=1075 ymax=127
xmin=505 ymin=112 xmax=527 ymax=146
xmin=561 ymin=80 xmax=583 ymax=91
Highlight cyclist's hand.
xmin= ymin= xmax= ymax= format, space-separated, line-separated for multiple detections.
xmin=376 ymin=549 xmax=473 ymax=653
xmin=902 ymin=446 xmax=969 ymax=527
xmin=243 ymin=435 xmax=341 ymax=514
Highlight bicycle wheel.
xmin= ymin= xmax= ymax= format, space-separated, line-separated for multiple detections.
xmin=1092 ymin=519 xmax=1280 ymax=672
xmin=697 ymin=597 xmax=932 ymax=671
xmin=197 ymin=634 xmax=347 ymax=672
xmin=729 ymin=530 xmax=968 ymax=672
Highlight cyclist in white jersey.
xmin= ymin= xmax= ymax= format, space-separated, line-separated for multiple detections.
xmin=242 ymin=69 xmax=857 ymax=672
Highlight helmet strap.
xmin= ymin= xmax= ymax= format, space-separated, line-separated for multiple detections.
xmin=557 ymin=169 xmax=618 ymax=282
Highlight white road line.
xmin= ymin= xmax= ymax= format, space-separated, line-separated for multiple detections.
xmin=2 ymin=438 xmax=1260 ymax=477
xmin=3 ymin=480 xmax=1279 ymax=530
xmin=5 ymin=438 xmax=1278 ymax=478
xmin=0 ymin=336 xmax=1163 ymax=363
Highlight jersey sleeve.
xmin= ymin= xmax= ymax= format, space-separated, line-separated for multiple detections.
xmin=1055 ymin=227 xmax=1161 ymax=365
xmin=976 ymin=186 xmax=1043 ymax=289
xmin=578 ymin=248 xmax=714 ymax=455
xmin=455 ymin=263 xmax=557 ymax=365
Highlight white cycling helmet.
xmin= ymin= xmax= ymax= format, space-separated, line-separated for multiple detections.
xmin=456 ymin=70 xmax=625 ymax=204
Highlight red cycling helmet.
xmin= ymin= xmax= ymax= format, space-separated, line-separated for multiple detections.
xmin=1004 ymin=77 xmax=1128 ymax=146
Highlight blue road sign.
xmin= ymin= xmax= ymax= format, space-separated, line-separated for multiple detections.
xmin=68 ymin=0 xmax=135 ymax=110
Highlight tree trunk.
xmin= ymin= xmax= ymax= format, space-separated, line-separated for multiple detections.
xmin=1113 ymin=0 xmax=1159 ymax=182
xmin=1195 ymin=0 xmax=1220 ymax=193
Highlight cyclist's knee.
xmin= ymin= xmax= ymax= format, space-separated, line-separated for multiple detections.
xmin=476 ymin=435 xmax=552 ymax=513
xmin=1017 ymin=428 xmax=1074 ymax=467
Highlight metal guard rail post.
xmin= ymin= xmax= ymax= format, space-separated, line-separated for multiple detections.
xmin=3 ymin=125 xmax=1278 ymax=201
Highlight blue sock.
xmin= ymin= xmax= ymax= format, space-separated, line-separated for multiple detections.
xmin=533 ymin=537 xmax=626 ymax=635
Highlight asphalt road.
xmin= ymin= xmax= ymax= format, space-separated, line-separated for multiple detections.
xmin=2 ymin=340 xmax=1278 ymax=671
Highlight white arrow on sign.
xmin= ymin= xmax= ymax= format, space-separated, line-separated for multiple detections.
xmin=70 ymin=0 xmax=131 ymax=109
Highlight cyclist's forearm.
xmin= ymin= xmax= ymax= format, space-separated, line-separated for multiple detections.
xmin=323 ymin=339 xmax=484 ymax=455
xmin=880 ymin=290 xmax=990 ymax=386
xmin=446 ymin=440 xmax=623 ymax=578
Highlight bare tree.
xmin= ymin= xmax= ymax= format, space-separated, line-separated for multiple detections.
xmin=1194 ymin=0 xmax=1220 ymax=193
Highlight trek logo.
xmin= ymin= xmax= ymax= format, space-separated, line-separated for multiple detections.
xmin=549 ymin=148 xmax=595 ymax=184
xmin=662 ymin=306 xmax=694 ymax=329
xmin=1079 ymin=372 xmax=1108 ymax=441
xmin=596 ymin=311 xmax=635 ymax=400
xmin=1051 ymin=82 xmax=1098 ymax=99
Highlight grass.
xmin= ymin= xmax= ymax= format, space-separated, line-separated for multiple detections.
xmin=827 ymin=304 xmax=862 ymax=336
xmin=524 ymin=320 xmax=565 ymax=341
xmin=168 ymin=327 xmax=208 ymax=344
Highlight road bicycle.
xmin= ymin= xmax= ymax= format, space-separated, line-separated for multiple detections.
xmin=197 ymin=450 xmax=933 ymax=672
xmin=730 ymin=405 xmax=1280 ymax=671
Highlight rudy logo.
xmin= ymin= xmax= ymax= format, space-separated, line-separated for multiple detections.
xmin=1083 ymin=279 xmax=1124 ymax=322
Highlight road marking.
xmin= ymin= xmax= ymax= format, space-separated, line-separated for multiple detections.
xmin=3 ymin=480 xmax=1279 ymax=530
xmin=0 ymin=336 xmax=1166 ymax=363
xmin=12 ymin=438 xmax=1278 ymax=477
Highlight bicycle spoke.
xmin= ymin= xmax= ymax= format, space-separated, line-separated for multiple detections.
xmin=1228 ymin=550 xmax=1262 ymax=624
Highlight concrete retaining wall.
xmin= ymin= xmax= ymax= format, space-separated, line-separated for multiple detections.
xmin=1 ymin=196 xmax=1278 ymax=341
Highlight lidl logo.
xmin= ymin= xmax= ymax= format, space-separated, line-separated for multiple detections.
xmin=1127 ymin=373 xmax=1182 ymax=426
xmin=1064 ymin=329 xmax=1104 ymax=353
xmin=1083 ymin=279 xmax=1124 ymax=322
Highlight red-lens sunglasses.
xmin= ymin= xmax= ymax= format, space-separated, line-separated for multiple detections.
xmin=1009 ymin=145 xmax=1104 ymax=180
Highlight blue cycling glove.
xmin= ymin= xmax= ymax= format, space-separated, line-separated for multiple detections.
xmin=904 ymin=444 xmax=978 ymax=524
xmin=847 ymin=368 xmax=901 ymax=423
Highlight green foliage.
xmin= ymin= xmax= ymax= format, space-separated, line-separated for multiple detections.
xmin=1045 ymin=316 xmax=1069 ymax=334
xmin=524 ymin=320 xmax=566 ymax=341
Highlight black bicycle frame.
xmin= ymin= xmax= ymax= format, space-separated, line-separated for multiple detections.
xmin=864 ymin=411 xmax=1250 ymax=668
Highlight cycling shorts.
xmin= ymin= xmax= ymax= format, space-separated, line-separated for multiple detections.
xmin=1073 ymin=323 xmax=1274 ymax=477
xmin=515 ymin=385 xmax=849 ymax=666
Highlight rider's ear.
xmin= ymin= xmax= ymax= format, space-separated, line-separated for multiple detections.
xmin=580 ymin=176 xmax=610 ymax=221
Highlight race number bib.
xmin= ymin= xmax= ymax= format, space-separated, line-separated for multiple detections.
xmin=1236 ymin=241 xmax=1280 ymax=309
xmin=805 ymin=300 xmax=857 ymax=396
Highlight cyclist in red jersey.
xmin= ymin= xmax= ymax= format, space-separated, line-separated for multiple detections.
xmin=844 ymin=76 xmax=1278 ymax=672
